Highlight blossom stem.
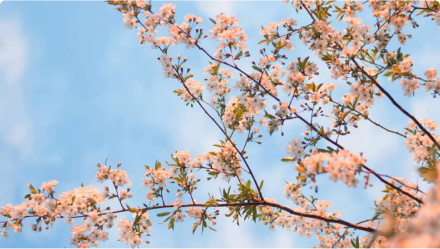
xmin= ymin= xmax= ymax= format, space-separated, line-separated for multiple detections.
xmin=330 ymin=100 xmax=406 ymax=138
xmin=112 ymin=182 xmax=126 ymax=211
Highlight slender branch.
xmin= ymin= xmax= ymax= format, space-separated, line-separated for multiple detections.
xmin=351 ymin=58 xmax=440 ymax=150
xmin=242 ymin=125 xmax=252 ymax=154
xmin=161 ymin=54 xmax=264 ymax=200
xmin=160 ymin=188 xmax=166 ymax=206
xmin=177 ymin=76 xmax=263 ymax=199
xmin=112 ymin=181 xmax=126 ymax=211
xmin=300 ymin=0 xmax=316 ymax=21
xmin=365 ymin=171 xmax=425 ymax=194
xmin=330 ymin=100 xmax=407 ymax=138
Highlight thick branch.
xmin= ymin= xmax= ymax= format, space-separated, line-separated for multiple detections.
xmin=14 ymin=201 xmax=376 ymax=234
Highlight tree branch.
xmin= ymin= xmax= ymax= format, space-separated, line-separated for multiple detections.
xmin=351 ymin=58 xmax=440 ymax=150
xmin=14 ymin=200 xmax=377 ymax=234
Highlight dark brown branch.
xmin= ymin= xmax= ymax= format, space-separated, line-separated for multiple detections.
xmin=351 ymin=58 xmax=440 ymax=150
xmin=16 ymin=201 xmax=377 ymax=234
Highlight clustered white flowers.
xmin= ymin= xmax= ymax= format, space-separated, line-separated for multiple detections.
xmin=209 ymin=13 xmax=248 ymax=57
xmin=297 ymin=149 xmax=367 ymax=188
xmin=405 ymin=119 xmax=440 ymax=164
xmin=286 ymin=138 xmax=305 ymax=159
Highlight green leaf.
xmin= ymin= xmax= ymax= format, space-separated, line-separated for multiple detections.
xmin=281 ymin=157 xmax=295 ymax=162
xmin=134 ymin=214 xmax=142 ymax=225
xmin=209 ymin=18 xmax=216 ymax=24
xmin=252 ymin=207 xmax=257 ymax=222
xmin=351 ymin=236 xmax=360 ymax=248
xmin=168 ymin=218 xmax=175 ymax=230
xmin=126 ymin=204 xmax=137 ymax=213
xmin=264 ymin=110 xmax=275 ymax=119
xmin=371 ymin=213 xmax=380 ymax=221
xmin=28 ymin=184 xmax=37 ymax=194
xmin=235 ymin=51 xmax=243 ymax=59
xmin=157 ymin=212 xmax=171 ymax=217
xmin=155 ymin=161 xmax=161 ymax=170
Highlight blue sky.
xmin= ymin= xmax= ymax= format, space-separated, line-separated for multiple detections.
xmin=0 ymin=1 xmax=439 ymax=247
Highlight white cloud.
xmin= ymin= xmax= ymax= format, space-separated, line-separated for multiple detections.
xmin=339 ymin=114 xmax=400 ymax=165
xmin=9 ymin=123 xmax=28 ymax=146
xmin=411 ymin=96 xmax=440 ymax=124
xmin=194 ymin=1 xmax=239 ymax=19
xmin=0 ymin=18 xmax=33 ymax=201
xmin=0 ymin=19 xmax=27 ymax=86
xmin=0 ymin=18 xmax=32 ymax=158
xmin=172 ymin=105 xmax=222 ymax=153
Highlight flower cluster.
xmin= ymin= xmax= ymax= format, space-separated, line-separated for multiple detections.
xmin=404 ymin=119 xmax=440 ymax=164
xmin=159 ymin=54 xmax=174 ymax=78
xmin=204 ymin=64 xmax=233 ymax=103
xmin=209 ymin=13 xmax=248 ymax=52
xmin=180 ymin=79 xmax=204 ymax=101
xmin=380 ymin=164 xmax=440 ymax=247
xmin=96 ymin=164 xmax=132 ymax=187
xmin=424 ymin=68 xmax=440 ymax=93
xmin=211 ymin=141 xmax=242 ymax=180
xmin=297 ymin=149 xmax=366 ymax=188
xmin=400 ymin=78 xmax=420 ymax=97
xmin=349 ymin=81 xmax=376 ymax=107
xmin=70 ymin=218 xmax=110 ymax=247
xmin=286 ymin=138 xmax=305 ymax=159
xmin=186 ymin=207 xmax=203 ymax=219
xmin=0 ymin=182 xmax=106 ymax=243
xmin=117 ymin=217 xmax=142 ymax=246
